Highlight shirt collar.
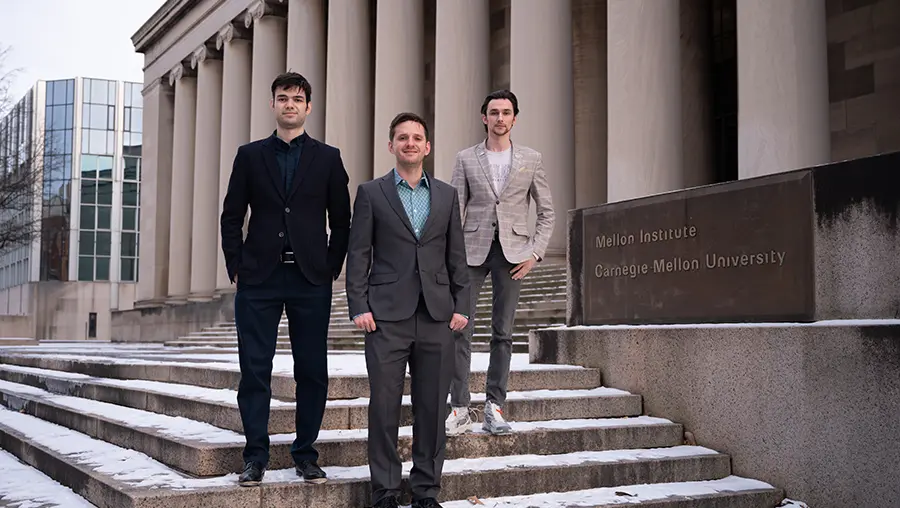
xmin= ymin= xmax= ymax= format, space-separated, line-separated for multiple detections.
xmin=393 ymin=168 xmax=429 ymax=188
xmin=270 ymin=130 xmax=308 ymax=150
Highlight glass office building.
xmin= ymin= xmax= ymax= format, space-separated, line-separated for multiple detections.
xmin=0 ymin=78 xmax=143 ymax=339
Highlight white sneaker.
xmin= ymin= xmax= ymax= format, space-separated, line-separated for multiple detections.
xmin=482 ymin=400 xmax=512 ymax=435
xmin=445 ymin=406 xmax=473 ymax=436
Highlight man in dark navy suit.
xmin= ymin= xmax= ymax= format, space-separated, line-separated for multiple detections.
xmin=220 ymin=72 xmax=351 ymax=486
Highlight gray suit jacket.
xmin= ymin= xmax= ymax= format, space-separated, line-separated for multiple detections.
xmin=345 ymin=171 xmax=470 ymax=323
xmin=450 ymin=141 xmax=555 ymax=266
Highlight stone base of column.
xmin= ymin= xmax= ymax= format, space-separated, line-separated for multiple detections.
xmin=164 ymin=296 xmax=191 ymax=306
xmin=133 ymin=298 xmax=168 ymax=310
xmin=187 ymin=292 xmax=215 ymax=303
xmin=214 ymin=287 xmax=236 ymax=297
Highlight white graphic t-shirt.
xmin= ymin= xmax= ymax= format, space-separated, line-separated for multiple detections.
xmin=485 ymin=144 xmax=512 ymax=195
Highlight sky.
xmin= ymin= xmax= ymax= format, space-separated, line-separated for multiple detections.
xmin=1 ymin=0 xmax=167 ymax=102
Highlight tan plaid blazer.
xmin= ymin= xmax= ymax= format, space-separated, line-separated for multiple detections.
xmin=450 ymin=141 xmax=555 ymax=266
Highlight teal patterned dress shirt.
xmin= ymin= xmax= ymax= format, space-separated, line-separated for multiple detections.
xmin=394 ymin=168 xmax=430 ymax=238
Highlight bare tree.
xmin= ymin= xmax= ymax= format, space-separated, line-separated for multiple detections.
xmin=0 ymin=44 xmax=43 ymax=256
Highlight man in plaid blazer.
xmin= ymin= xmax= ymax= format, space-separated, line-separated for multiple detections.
xmin=446 ymin=90 xmax=555 ymax=435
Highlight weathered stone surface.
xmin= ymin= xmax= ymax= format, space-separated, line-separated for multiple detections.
xmin=531 ymin=321 xmax=900 ymax=508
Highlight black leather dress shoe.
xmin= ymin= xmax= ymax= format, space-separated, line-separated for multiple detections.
xmin=412 ymin=498 xmax=442 ymax=508
xmin=238 ymin=461 xmax=265 ymax=486
xmin=295 ymin=460 xmax=327 ymax=483
xmin=370 ymin=495 xmax=400 ymax=508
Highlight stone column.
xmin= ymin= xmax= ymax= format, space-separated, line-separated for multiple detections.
xmin=166 ymin=63 xmax=197 ymax=303
xmin=510 ymin=0 xmax=574 ymax=258
xmin=188 ymin=44 xmax=224 ymax=301
xmin=215 ymin=23 xmax=252 ymax=293
xmin=373 ymin=0 xmax=424 ymax=175
xmin=607 ymin=0 xmax=682 ymax=202
xmin=246 ymin=0 xmax=287 ymax=140
xmin=737 ymin=0 xmax=830 ymax=178
xmin=326 ymin=0 xmax=373 ymax=202
xmin=573 ymin=0 xmax=607 ymax=208
xmin=135 ymin=78 xmax=174 ymax=305
xmin=434 ymin=0 xmax=490 ymax=182
xmin=280 ymin=0 xmax=326 ymax=139
xmin=682 ymin=0 xmax=715 ymax=188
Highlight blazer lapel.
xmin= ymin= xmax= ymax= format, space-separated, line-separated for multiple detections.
xmin=260 ymin=137 xmax=286 ymax=201
xmin=379 ymin=173 xmax=417 ymax=239
xmin=498 ymin=144 xmax=525 ymax=198
xmin=286 ymin=138 xmax=318 ymax=202
xmin=474 ymin=142 xmax=499 ymax=199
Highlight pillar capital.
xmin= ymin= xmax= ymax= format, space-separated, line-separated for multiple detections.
xmin=191 ymin=43 xmax=222 ymax=69
xmin=216 ymin=22 xmax=250 ymax=50
xmin=168 ymin=62 xmax=196 ymax=86
xmin=244 ymin=0 xmax=286 ymax=29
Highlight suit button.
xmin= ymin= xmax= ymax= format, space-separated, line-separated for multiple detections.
xmin=495 ymin=200 xmax=500 ymax=205
xmin=278 ymin=232 xmax=284 ymax=238
xmin=285 ymin=207 xmax=290 ymax=213
xmin=492 ymin=222 xmax=496 ymax=227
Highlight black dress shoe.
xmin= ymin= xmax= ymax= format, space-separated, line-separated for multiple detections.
xmin=370 ymin=495 xmax=400 ymax=508
xmin=238 ymin=461 xmax=265 ymax=486
xmin=412 ymin=498 xmax=442 ymax=508
xmin=295 ymin=460 xmax=327 ymax=483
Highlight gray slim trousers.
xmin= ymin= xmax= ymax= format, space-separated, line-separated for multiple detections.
xmin=449 ymin=238 xmax=523 ymax=407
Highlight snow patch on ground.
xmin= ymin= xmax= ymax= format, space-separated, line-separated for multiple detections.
xmin=0 ymin=449 xmax=96 ymax=507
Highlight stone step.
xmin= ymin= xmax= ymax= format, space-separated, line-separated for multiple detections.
xmin=163 ymin=340 xmax=530 ymax=353
xmin=0 ymin=405 xmax=735 ymax=508
xmin=0 ymin=379 xmax=660 ymax=476
xmin=0 ymin=447 xmax=96 ymax=507
xmin=0 ymin=364 xmax=638 ymax=433
xmin=437 ymin=478 xmax=784 ymax=507
xmin=0 ymin=352 xmax=602 ymax=400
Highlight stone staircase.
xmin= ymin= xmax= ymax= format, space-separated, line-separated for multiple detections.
xmin=165 ymin=262 xmax=569 ymax=352
xmin=0 ymin=342 xmax=791 ymax=507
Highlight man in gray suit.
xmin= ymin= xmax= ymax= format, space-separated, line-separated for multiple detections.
xmin=346 ymin=112 xmax=470 ymax=508
xmin=446 ymin=90 xmax=554 ymax=436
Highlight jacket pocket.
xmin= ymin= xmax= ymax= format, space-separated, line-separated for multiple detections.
xmin=368 ymin=273 xmax=399 ymax=285
xmin=512 ymin=223 xmax=530 ymax=237
xmin=463 ymin=221 xmax=479 ymax=232
xmin=435 ymin=272 xmax=450 ymax=285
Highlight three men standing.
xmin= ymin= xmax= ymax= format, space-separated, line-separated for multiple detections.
xmin=220 ymin=72 xmax=351 ymax=486
xmin=346 ymin=113 xmax=470 ymax=508
xmin=221 ymin=77 xmax=551 ymax=506
xmin=446 ymin=90 xmax=555 ymax=436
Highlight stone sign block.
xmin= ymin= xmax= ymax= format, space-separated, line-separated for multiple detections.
xmin=566 ymin=151 xmax=900 ymax=325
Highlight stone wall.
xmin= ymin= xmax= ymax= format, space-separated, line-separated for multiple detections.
xmin=828 ymin=0 xmax=900 ymax=160
xmin=531 ymin=323 xmax=900 ymax=508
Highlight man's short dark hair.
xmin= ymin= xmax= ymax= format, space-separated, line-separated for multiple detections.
xmin=271 ymin=72 xmax=312 ymax=102
xmin=389 ymin=112 xmax=429 ymax=141
xmin=480 ymin=89 xmax=519 ymax=117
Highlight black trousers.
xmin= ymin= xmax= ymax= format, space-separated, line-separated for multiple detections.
xmin=365 ymin=296 xmax=455 ymax=503
xmin=234 ymin=262 xmax=332 ymax=467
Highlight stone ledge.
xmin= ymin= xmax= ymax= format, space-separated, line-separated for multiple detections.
xmin=530 ymin=321 xmax=900 ymax=508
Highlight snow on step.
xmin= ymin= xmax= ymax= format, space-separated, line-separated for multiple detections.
xmin=328 ymin=386 xmax=633 ymax=407
xmin=0 ymin=351 xmax=586 ymax=377
xmin=437 ymin=476 xmax=779 ymax=507
xmin=0 ymin=363 xmax=294 ymax=408
xmin=0 ymin=449 xmax=96 ymax=507
xmin=0 ymin=363 xmax=620 ymax=413
xmin=0 ymin=405 xmax=719 ymax=491
xmin=0 ymin=377 xmax=655 ymax=445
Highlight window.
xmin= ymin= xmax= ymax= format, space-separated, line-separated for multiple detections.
xmin=120 ymin=82 xmax=143 ymax=282
xmin=40 ymin=79 xmax=75 ymax=282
